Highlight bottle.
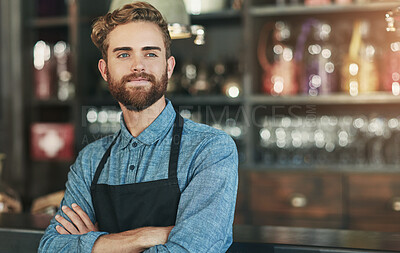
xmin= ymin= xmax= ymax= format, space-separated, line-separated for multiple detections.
xmin=54 ymin=41 xmax=75 ymax=101
xmin=180 ymin=62 xmax=197 ymax=95
xmin=381 ymin=32 xmax=400 ymax=95
xmin=221 ymin=61 xmax=242 ymax=98
xmin=258 ymin=21 xmax=298 ymax=96
xmin=33 ymin=40 xmax=56 ymax=99
xmin=189 ymin=63 xmax=213 ymax=95
xmin=296 ymin=19 xmax=338 ymax=96
xmin=210 ymin=61 xmax=227 ymax=94
xmin=341 ymin=20 xmax=379 ymax=96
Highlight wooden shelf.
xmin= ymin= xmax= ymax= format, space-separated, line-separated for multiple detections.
xmin=81 ymin=92 xmax=400 ymax=106
xmin=250 ymin=2 xmax=400 ymax=17
xmin=81 ymin=97 xmax=119 ymax=107
xmin=32 ymin=160 xmax=74 ymax=166
xmin=249 ymin=92 xmax=400 ymax=105
xmin=240 ymin=163 xmax=400 ymax=173
xmin=32 ymin=98 xmax=74 ymax=107
xmin=190 ymin=9 xmax=242 ymax=22
xmin=168 ymin=94 xmax=244 ymax=105
xmin=29 ymin=17 xmax=69 ymax=28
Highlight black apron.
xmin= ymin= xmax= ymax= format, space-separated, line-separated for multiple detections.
xmin=90 ymin=113 xmax=183 ymax=233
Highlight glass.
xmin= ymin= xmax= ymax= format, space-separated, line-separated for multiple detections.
xmin=258 ymin=113 xmax=400 ymax=168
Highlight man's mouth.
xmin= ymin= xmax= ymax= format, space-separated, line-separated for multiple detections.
xmin=121 ymin=72 xmax=155 ymax=87
xmin=130 ymin=78 xmax=148 ymax=82
xmin=126 ymin=78 xmax=150 ymax=86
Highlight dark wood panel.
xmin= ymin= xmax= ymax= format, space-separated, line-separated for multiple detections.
xmin=249 ymin=172 xmax=343 ymax=218
xmin=348 ymin=173 xmax=400 ymax=231
xmin=251 ymin=212 xmax=343 ymax=228
xmin=233 ymin=211 xmax=245 ymax=225
xmin=234 ymin=170 xmax=249 ymax=225
xmin=348 ymin=174 xmax=400 ymax=215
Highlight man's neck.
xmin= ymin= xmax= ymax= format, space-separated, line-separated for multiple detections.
xmin=120 ymin=97 xmax=166 ymax=137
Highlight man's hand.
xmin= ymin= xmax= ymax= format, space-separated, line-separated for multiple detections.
xmin=55 ymin=203 xmax=99 ymax=235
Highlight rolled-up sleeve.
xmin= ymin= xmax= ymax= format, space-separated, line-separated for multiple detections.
xmin=146 ymin=133 xmax=239 ymax=253
xmin=38 ymin=149 xmax=108 ymax=252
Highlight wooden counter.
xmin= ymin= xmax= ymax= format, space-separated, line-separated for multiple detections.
xmin=1 ymin=213 xmax=400 ymax=252
xmin=230 ymin=225 xmax=400 ymax=252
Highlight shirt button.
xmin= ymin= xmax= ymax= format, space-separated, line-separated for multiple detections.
xmin=132 ymin=142 xmax=138 ymax=148
xmin=129 ymin=165 xmax=135 ymax=170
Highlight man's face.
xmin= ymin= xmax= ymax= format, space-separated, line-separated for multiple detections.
xmin=98 ymin=21 xmax=175 ymax=111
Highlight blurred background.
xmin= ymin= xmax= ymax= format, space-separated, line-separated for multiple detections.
xmin=1 ymin=0 xmax=400 ymax=232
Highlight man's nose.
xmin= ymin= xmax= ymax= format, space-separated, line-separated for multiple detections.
xmin=130 ymin=57 xmax=145 ymax=72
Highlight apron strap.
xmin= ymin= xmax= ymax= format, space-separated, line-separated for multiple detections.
xmin=91 ymin=131 xmax=120 ymax=188
xmin=91 ymin=112 xmax=184 ymax=188
xmin=168 ymin=112 xmax=184 ymax=179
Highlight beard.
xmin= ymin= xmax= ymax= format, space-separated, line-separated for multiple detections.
xmin=107 ymin=68 xmax=168 ymax=112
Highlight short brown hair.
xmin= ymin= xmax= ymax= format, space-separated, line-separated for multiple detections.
xmin=91 ymin=1 xmax=171 ymax=61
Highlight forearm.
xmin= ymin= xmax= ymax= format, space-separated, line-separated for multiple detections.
xmin=39 ymin=225 xmax=107 ymax=252
xmin=92 ymin=226 xmax=173 ymax=253
xmin=92 ymin=229 xmax=144 ymax=253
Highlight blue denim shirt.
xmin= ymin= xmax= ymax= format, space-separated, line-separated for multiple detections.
xmin=38 ymin=100 xmax=239 ymax=252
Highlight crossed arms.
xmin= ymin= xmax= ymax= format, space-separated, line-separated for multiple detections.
xmin=39 ymin=133 xmax=238 ymax=252
xmin=55 ymin=204 xmax=172 ymax=252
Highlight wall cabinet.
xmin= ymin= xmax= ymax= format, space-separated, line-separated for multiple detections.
xmin=234 ymin=1 xmax=400 ymax=232
xmin=348 ymin=173 xmax=400 ymax=231
xmin=249 ymin=172 xmax=343 ymax=227
xmin=236 ymin=171 xmax=400 ymax=232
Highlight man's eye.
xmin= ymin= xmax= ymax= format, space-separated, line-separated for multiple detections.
xmin=146 ymin=53 xmax=157 ymax=57
xmin=118 ymin=53 xmax=129 ymax=58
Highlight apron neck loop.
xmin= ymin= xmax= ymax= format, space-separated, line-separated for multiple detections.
xmin=168 ymin=112 xmax=184 ymax=179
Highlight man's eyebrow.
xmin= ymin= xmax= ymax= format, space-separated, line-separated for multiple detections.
xmin=112 ymin=47 xmax=132 ymax=53
xmin=142 ymin=46 xmax=161 ymax=51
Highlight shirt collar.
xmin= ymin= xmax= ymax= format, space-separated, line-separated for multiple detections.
xmin=118 ymin=99 xmax=176 ymax=148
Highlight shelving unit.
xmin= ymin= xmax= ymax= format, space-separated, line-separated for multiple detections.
xmin=250 ymin=2 xmax=400 ymax=16
xmin=17 ymin=0 xmax=110 ymax=209
xmin=237 ymin=0 xmax=400 ymax=232
xmin=9 ymin=0 xmax=400 ymax=231
xmin=30 ymin=17 xmax=69 ymax=28
xmin=250 ymin=92 xmax=400 ymax=105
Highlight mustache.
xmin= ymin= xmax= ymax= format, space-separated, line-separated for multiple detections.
xmin=121 ymin=72 xmax=156 ymax=85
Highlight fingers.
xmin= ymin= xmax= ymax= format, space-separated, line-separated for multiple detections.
xmin=56 ymin=203 xmax=98 ymax=235
xmin=55 ymin=214 xmax=79 ymax=234
xmin=71 ymin=203 xmax=97 ymax=231
xmin=61 ymin=205 xmax=87 ymax=233
xmin=55 ymin=224 xmax=70 ymax=235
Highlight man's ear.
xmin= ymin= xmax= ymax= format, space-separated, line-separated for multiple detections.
xmin=167 ymin=56 xmax=176 ymax=79
xmin=98 ymin=59 xmax=108 ymax=82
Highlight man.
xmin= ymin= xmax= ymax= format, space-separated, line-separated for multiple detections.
xmin=39 ymin=2 xmax=238 ymax=252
